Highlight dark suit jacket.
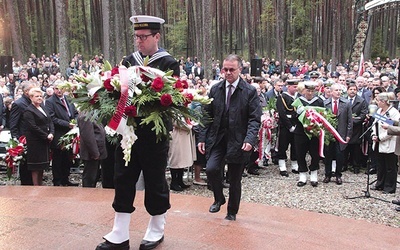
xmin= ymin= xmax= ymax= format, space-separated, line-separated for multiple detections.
xmin=265 ymin=89 xmax=280 ymax=102
xmin=193 ymin=67 xmax=205 ymax=79
xmin=27 ymin=68 xmax=40 ymax=79
xmin=348 ymin=95 xmax=368 ymax=144
xmin=45 ymin=94 xmax=78 ymax=149
xmin=324 ymin=97 xmax=353 ymax=151
xmin=199 ymin=78 xmax=262 ymax=164
xmin=10 ymin=94 xmax=31 ymax=138
xmin=77 ymin=113 xmax=107 ymax=161
xmin=359 ymin=88 xmax=372 ymax=104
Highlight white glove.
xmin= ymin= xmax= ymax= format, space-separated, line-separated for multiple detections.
xmin=289 ymin=126 xmax=296 ymax=132
xmin=296 ymin=106 xmax=304 ymax=115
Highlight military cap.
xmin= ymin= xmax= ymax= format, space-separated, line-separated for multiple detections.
xmin=286 ymin=78 xmax=301 ymax=85
xmin=304 ymin=81 xmax=318 ymax=90
xmin=129 ymin=15 xmax=165 ymax=30
xmin=346 ymin=79 xmax=356 ymax=85
xmin=309 ymin=71 xmax=320 ymax=78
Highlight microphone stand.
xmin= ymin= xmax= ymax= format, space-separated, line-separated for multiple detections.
xmin=345 ymin=118 xmax=388 ymax=202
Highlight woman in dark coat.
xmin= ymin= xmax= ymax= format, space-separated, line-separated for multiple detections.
xmin=23 ymin=87 xmax=54 ymax=185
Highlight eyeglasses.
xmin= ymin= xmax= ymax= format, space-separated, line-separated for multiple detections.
xmin=222 ymin=67 xmax=239 ymax=73
xmin=133 ymin=33 xmax=156 ymax=41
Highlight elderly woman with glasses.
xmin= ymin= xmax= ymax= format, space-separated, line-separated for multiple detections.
xmin=371 ymin=92 xmax=400 ymax=194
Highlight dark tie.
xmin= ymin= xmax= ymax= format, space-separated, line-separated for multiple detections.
xmin=349 ymin=98 xmax=353 ymax=105
xmin=61 ymin=97 xmax=71 ymax=117
xmin=333 ymin=100 xmax=338 ymax=115
xmin=226 ymin=84 xmax=234 ymax=109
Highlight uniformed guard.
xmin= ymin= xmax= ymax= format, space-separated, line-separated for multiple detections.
xmin=293 ymin=81 xmax=324 ymax=187
xmin=275 ymin=78 xmax=300 ymax=176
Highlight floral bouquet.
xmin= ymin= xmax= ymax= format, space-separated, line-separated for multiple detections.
xmin=292 ymin=98 xmax=346 ymax=157
xmin=58 ymin=126 xmax=80 ymax=158
xmin=3 ymin=136 xmax=26 ymax=180
xmin=68 ymin=58 xmax=212 ymax=165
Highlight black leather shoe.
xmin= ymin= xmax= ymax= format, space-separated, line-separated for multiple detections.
xmin=96 ymin=240 xmax=129 ymax=250
xmin=323 ymin=177 xmax=331 ymax=183
xmin=291 ymin=169 xmax=299 ymax=174
xmin=225 ymin=214 xmax=236 ymax=221
xmin=139 ymin=236 xmax=164 ymax=250
xmin=297 ymin=181 xmax=306 ymax=187
xmin=310 ymin=181 xmax=318 ymax=187
xmin=248 ymin=168 xmax=260 ymax=175
xmin=170 ymin=183 xmax=183 ymax=191
xmin=392 ymin=200 xmax=400 ymax=205
xmin=371 ymin=186 xmax=383 ymax=191
xmin=209 ymin=200 xmax=226 ymax=213
xmin=63 ymin=181 xmax=79 ymax=186
xmin=382 ymin=190 xmax=395 ymax=194
xmin=280 ymin=171 xmax=289 ymax=177
xmin=178 ymin=182 xmax=191 ymax=189
xmin=336 ymin=177 xmax=342 ymax=185
xmin=366 ymin=168 xmax=377 ymax=175
xmin=396 ymin=207 xmax=400 ymax=212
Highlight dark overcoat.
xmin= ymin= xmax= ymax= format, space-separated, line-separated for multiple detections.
xmin=348 ymin=95 xmax=368 ymax=144
xmin=77 ymin=114 xmax=107 ymax=161
xmin=23 ymin=104 xmax=54 ymax=170
xmin=199 ymin=78 xmax=261 ymax=164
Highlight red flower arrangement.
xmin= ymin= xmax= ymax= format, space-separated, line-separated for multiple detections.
xmin=4 ymin=136 xmax=27 ymax=180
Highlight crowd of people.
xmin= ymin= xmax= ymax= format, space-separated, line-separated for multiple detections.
xmin=2 ymin=19 xmax=400 ymax=248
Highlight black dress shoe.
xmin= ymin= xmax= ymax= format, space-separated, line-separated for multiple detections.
xmin=396 ymin=207 xmax=400 ymax=212
xmin=248 ymin=168 xmax=260 ymax=175
xmin=371 ymin=186 xmax=383 ymax=191
xmin=209 ymin=200 xmax=226 ymax=213
xmin=310 ymin=181 xmax=318 ymax=187
xmin=225 ymin=214 xmax=236 ymax=221
xmin=366 ymin=168 xmax=377 ymax=175
xmin=335 ymin=177 xmax=342 ymax=185
xmin=280 ymin=171 xmax=289 ymax=177
xmin=170 ymin=183 xmax=183 ymax=191
xmin=291 ymin=169 xmax=299 ymax=174
xmin=139 ymin=236 xmax=164 ymax=250
xmin=382 ymin=190 xmax=395 ymax=194
xmin=63 ymin=181 xmax=79 ymax=186
xmin=323 ymin=177 xmax=331 ymax=183
xmin=96 ymin=240 xmax=129 ymax=250
xmin=392 ymin=199 xmax=400 ymax=205
xmin=178 ymin=182 xmax=191 ymax=189
xmin=297 ymin=181 xmax=306 ymax=187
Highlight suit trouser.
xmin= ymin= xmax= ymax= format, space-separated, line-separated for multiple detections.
xmin=206 ymin=139 xmax=245 ymax=215
xmin=343 ymin=143 xmax=364 ymax=168
xmin=294 ymin=134 xmax=320 ymax=172
xmin=112 ymin=137 xmax=170 ymax=215
xmin=101 ymin=141 xmax=116 ymax=189
xmin=82 ymin=159 xmax=100 ymax=187
xmin=376 ymin=152 xmax=398 ymax=193
xmin=324 ymin=141 xmax=345 ymax=177
xmin=51 ymin=148 xmax=73 ymax=185
xmin=277 ymin=126 xmax=296 ymax=161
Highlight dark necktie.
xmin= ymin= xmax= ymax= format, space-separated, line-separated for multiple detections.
xmin=61 ymin=97 xmax=71 ymax=117
xmin=226 ymin=84 xmax=234 ymax=109
xmin=333 ymin=100 xmax=338 ymax=115
xmin=349 ymin=98 xmax=353 ymax=105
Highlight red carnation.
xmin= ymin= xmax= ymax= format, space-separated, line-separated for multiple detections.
xmin=8 ymin=146 xmax=24 ymax=157
xmin=124 ymin=105 xmax=137 ymax=117
xmin=151 ymin=77 xmax=164 ymax=92
xmin=103 ymin=78 xmax=114 ymax=91
xmin=181 ymin=80 xmax=188 ymax=89
xmin=111 ymin=67 xmax=119 ymax=76
xmin=89 ymin=93 xmax=99 ymax=105
xmin=160 ymin=93 xmax=173 ymax=106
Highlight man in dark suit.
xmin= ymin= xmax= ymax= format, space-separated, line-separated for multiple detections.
xmin=77 ymin=112 xmax=107 ymax=188
xmin=323 ymin=83 xmax=353 ymax=185
xmin=265 ymin=78 xmax=284 ymax=102
xmin=27 ymin=63 xmax=40 ymax=79
xmin=198 ymin=54 xmax=261 ymax=221
xmin=193 ymin=61 xmax=205 ymax=80
xmin=9 ymin=81 xmax=35 ymax=185
xmin=45 ymin=80 xmax=78 ymax=186
xmin=356 ymin=76 xmax=372 ymax=104
xmin=343 ymin=83 xmax=368 ymax=174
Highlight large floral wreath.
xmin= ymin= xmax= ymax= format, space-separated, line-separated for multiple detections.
xmin=65 ymin=58 xmax=212 ymax=165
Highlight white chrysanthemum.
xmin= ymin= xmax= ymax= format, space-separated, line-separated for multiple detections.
xmin=120 ymin=125 xmax=137 ymax=166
